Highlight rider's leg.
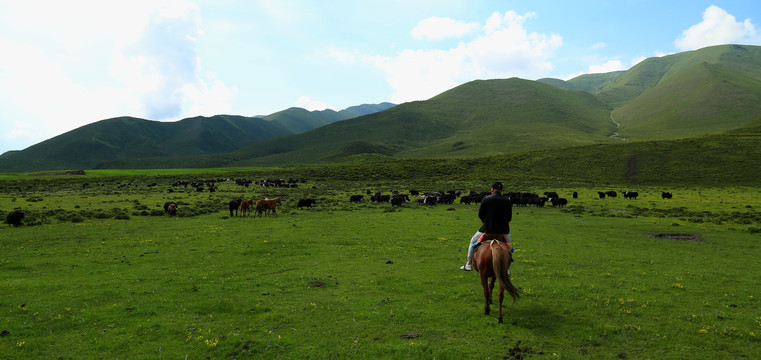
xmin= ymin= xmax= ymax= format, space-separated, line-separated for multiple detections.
xmin=466 ymin=231 xmax=482 ymax=264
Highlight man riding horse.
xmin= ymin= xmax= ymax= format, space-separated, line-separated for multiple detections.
xmin=460 ymin=181 xmax=513 ymax=271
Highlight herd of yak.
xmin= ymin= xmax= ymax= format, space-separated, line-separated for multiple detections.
xmin=4 ymin=176 xmax=675 ymax=226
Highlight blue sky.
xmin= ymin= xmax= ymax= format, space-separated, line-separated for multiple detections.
xmin=1 ymin=0 xmax=759 ymax=155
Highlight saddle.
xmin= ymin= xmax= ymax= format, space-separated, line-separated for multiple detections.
xmin=473 ymin=233 xmax=512 ymax=252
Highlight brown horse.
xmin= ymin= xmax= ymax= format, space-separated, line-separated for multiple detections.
xmin=256 ymin=197 xmax=281 ymax=216
xmin=239 ymin=199 xmax=254 ymax=216
xmin=472 ymin=235 xmax=519 ymax=323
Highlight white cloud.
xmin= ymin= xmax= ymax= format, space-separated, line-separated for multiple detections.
xmin=183 ymin=79 xmax=237 ymax=117
xmin=674 ymin=5 xmax=757 ymax=50
xmin=372 ymin=47 xmax=466 ymax=103
xmin=9 ymin=122 xmax=32 ymax=138
xmin=0 ymin=0 xmax=236 ymax=152
xmin=591 ymin=42 xmax=607 ymax=49
xmin=294 ymin=96 xmax=334 ymax=111
xmin=363 ymin=11 xmax=562 ymax=104
xmin=110 ymin=0 xmax=229 ymax=120
xmin=588 ymin=60 xmax=626 ymax=74
xmin=411 ymin=16 xmax=479 ymax=40
xmin=467 ymin=12 xmax=561 ymax=77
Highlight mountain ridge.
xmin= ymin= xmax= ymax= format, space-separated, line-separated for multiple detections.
xmin=2 ymin=44 xmax=761 ymax=171
xmin=0 ymin=103 xmax=395 ymax=171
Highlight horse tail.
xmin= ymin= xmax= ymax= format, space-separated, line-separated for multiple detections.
xmin=491 ymin=241 xmax=519 ymax=302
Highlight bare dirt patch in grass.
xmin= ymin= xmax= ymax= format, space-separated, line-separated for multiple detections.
xmin=649 ymin=233 xmax=701 ymax=242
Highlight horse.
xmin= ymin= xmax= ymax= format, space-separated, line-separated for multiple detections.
xmin=239 ymin=199 xmax=254 ymax=217
xmin=256 ymin=197 xmax=281 ymax=216
xmin=472 ymin=234 xmax=519 ymax=323
xmin=229 ymin=199 xmax=242 ymax=217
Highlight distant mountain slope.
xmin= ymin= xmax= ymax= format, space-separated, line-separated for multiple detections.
xmin=229 ymin=78 xmax=617 ymax=165
xmin=613 ymin=61 xmax=761 ymax=140
xmin=5 ymin=44 xmax=761 ymax=171
xmin=98 ymin=78 xmax=618 ymax=168
xmin=0 ymin=115 xmax=292 ymax=171
xmin=263 ymin=102 xmax=395 ymax=134
xmin=596 ymin=44 xmax=761 ymax=107
xmin=540 ymin=44 xmax=761 ymax=141
xmin=538 ymin=71 xmax=624 ymax=94
xmin=0 ymin=103 xmax=395 ymax=171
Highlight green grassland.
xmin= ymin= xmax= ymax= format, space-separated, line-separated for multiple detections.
xmin=1 ymin=173 xmax=760 ymax=359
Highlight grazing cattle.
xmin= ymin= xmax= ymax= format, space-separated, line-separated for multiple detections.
xmin=239 ymin=199 xmax=254 ymax=217
xmin=229 ymin=199 xmax=242 ymax=217
xmin=529 ymin=197 xmax=548 ymax=207
xmin=371 ymin=193 xmax=391 ymax=203
xmin=350 ymin=195 xmax=364 ymax=202
xmin=662 ymin=192 xmax=673 ymax=199
xmin=598 ymin=192 xmax=606 ymax=199
xmin=410 ymin=190 xmax=419 ymax=196
xmin=417 ymin=194 xmax=438 ymax=205
xmin=572 ymin=191 xmax=578 ymax=199
xmin=550 ymin=198 xmax=568 ymax=207
xmin=605 ymin=191 xmax=618 ymax=198
xmin=5 ymin=210 xmax=25 ymax=227
xmin=390 ymin=194 xmax=410 ymax=207
xmin=163 ymin=201 xmax=178 ymax=216
xmin=439 ymin=193 xmax=455 ymax=204
xmin=256 ymin=197 xmax=281 ymax=216
xmin=297 ymin=198 xmax=317 ymax=209
xmin=460 ymin=195 xmax=474 ymax=205
xmin=623 ymin=191 xmax=639 ymax=200
xmin=544 ymin=191 xmax=559 ymax=199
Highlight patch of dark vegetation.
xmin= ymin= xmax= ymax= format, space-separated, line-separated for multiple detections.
xmin=310 ymin=279 xmax=326 ymax=288
xmin=29 ymin=170 xmax=85 ymax=176
xmin=649 ymin=233 xmax=701 ymax=242
xmin=589 ymin=205 xmax=761 ymax=226
xmin=378 ymin=298 xmax=392 ymax=306
xmin=400 ymin=332 xmax=420 ymax=339
xmin=504 ymin=340 xmax=541 ymax=360
xmin=10 ymin=196 xmax=229 ymax=226
xmin=561 ymin=204 xmax=585 ymax=214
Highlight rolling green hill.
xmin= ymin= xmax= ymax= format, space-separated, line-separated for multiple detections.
xmin=0 ymin=104 xmax=394 ymax=171
xmin=538 ymin=70 xmax=624 ymax=94
xmin=597 ymin=44 xmax=761 ymax=109
xmin=100 ymin=78 xmax=617 ymax=168
xmin=0 ymin=115 xmax=291 ymax=171
xmin=284 ymin=127 xmax=761 ymax=187
xmin=261 ymin=102 xmax=395 ymax=134
xmin=612 ymin=61 xmax=761 ymax=140
xmin=3 ymin=45 xmax=761 ymax=174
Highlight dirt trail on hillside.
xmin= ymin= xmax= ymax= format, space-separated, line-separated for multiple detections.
xmin=609 ymin=113 xmax=628 ymax=140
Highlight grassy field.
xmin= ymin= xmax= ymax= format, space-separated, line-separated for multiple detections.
xmin=1 ymin=175 xmax=760 ymax=359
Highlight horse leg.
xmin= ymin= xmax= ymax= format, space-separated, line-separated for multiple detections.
xmin=488 ymin=277 xmax=495 ymax=305
xmin=480 ymin=272 xmax=491 ymax=315
xmin=497 ymin=284 xmax=505 ymax=324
